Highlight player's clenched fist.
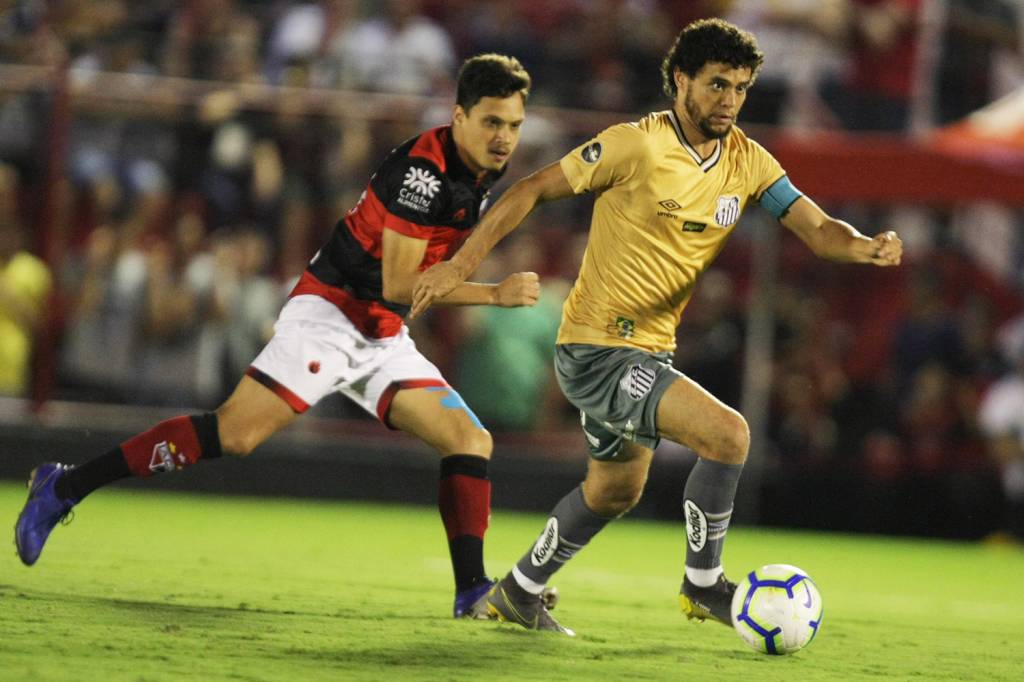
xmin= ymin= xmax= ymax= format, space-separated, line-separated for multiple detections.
xmin=496 ymin=271 xmax=540 ymax=307
xmin=869 ymin=230 xmax=902 ymax=266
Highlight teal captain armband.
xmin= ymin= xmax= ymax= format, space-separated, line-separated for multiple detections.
xmin=760 ymin=175 xmax=803 ymax=220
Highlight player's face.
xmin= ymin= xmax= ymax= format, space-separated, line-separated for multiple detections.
xmin=676 ymin=63 xmax=753 ymax=141
xmin=452 ymin=94 xmax=525 ymax=175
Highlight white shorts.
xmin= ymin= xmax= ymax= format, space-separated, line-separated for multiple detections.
xmin=248 ymin=295 xmax=447 ymax=425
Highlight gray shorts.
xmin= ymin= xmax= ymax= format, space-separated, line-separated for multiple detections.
xmin=554 ymin=343 xmax=682 ymax=460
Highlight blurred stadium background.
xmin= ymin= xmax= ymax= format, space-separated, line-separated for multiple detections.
xmin=1 ymin=0 xmax=1023 ymax=543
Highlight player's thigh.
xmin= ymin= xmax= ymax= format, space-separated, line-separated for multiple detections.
xmin=388 ymin=386 xmax=492 ymax=457
xmin=582 ymin=441 xmax=653 ymax=515
xmin=656 ymin=375 xmax=749 ymax=464
xmin=215 ymin=375 xmax=300 ymax=456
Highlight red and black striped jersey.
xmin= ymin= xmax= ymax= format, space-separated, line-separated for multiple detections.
xmin=290 ymin=125 xmax=504 ymax=338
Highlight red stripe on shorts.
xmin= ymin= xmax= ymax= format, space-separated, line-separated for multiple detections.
xmin=376 ymin=379 xmax=448 ymax=428
xmin=246 ymin=367 xmax=310 ymax=413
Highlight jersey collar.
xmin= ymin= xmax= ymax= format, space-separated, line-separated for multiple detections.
xmin=668 ymin=109 xmax=722 ymax=173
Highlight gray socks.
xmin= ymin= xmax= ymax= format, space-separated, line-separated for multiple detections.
xmin=513 ymin=485 xmax=612 ymax=593
xmin=683 ymin=459 xmax=743 ymax=582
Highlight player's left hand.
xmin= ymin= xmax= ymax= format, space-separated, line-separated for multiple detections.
xmin=411 ymin=261 xmax=465 ymax=318
xmin=868 ymin=230 xmax=902 ymax=266
xmin=496 ymin=271 xmax=540 ymax=308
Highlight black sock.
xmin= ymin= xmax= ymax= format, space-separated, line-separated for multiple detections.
xmin=57 ymin=448 xmax=130 ymax=502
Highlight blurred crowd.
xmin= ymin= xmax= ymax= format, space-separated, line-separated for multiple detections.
xmin=1 ymin=0 xmax=1023 ymax=539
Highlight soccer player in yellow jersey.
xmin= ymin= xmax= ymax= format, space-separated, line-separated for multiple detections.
xmin=413 ymin=18 xmax=903 ymax=636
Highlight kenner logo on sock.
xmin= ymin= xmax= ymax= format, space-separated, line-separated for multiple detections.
xmin=684 ymin=500 xmax=708 ymax=552
xmin=531 ymin=517 xmax=559 ymax=567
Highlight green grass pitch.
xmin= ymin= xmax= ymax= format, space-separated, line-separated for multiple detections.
xmin=2 ymin=482 xmax=1022 ymax=681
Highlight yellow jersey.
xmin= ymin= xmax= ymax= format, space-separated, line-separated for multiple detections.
xmin=557 ymin=109 xmax=787 ymax=353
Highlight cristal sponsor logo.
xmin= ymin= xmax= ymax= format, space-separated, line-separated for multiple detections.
xmin=530 ymin=517 xmax=559 ymax=567
xmin=149 ymin=441 xmax=178 ymax=473
xmin=684 ymin=500 xmax=708 ymax=552
xmin=682 ymin=221 xmax=707 ymax=233
xmin=398 ymin=188 xmax=433 ymax=213
xmin=403 ymin=167 xmax=441 ymax=197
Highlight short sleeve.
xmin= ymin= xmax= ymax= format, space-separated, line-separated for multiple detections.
xmin=746 ymin=138 xmax=787 ymax=202
xmin=559 ymin=123 xmax=652 ymax=195
xmin=378 ymin=158 xmax=449 ymax=238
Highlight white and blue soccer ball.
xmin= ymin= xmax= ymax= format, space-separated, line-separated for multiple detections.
xmin=730 ymin=564 xmax=823 ymax=655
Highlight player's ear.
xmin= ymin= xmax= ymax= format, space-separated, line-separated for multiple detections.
xmin=452 ymin=105 xmax=467 ymax=126
xmin=674 ymin=67 xmax=687 ymax=93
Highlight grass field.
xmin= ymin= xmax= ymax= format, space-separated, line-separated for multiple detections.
xmin=2 ymin=482 xmax=1022 ymax=681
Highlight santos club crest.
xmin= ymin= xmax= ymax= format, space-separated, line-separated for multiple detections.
xmin=715 ymin=195 xmax=740 ymax=227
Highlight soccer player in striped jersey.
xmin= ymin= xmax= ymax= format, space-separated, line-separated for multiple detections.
xmin=16 ymin=54 xmax=537 ymax=619
xmin=412 ymin=19 xmax=903 ymax=635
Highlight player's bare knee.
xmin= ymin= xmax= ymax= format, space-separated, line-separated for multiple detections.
xmin=716 ymin=414 xmax=750 ymax=465
xmin=585 ymin=480 xmax=644 ymax=517
xmin=448 ymin=426 xmax=493 ymax=458
xmin=218 ymin=430 xmax=259 ymax=457
xmin=594 ymin=488 xmax=643 ymax=517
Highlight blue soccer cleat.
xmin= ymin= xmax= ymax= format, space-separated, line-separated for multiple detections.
xmin=454 ymin=578 xmax=496 ymax=618
xmin=15 ymin=463 xmax=77 ymax=566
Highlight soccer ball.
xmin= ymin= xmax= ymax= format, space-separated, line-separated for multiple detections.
xmin=730 ymin=564 xmax=823 ymax=655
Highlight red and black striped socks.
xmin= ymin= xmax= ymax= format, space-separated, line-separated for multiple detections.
xmin=438 ymin=454 xmax=491 ymax=592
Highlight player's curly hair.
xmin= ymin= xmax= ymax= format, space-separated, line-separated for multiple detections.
xmin=456 ymin=54 xmax=531 ymax=112
xmin=661 ymin=19 xmax=763 ymax=98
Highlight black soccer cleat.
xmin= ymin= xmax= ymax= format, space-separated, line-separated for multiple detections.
xmin=486 ymin=572 xmax=575 ymax=636
xmin=679 ymin=573 xmax=737 ymax=626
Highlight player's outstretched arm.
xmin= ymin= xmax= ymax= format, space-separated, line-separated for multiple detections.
xmin=781 ymin=196 xmax=902 ymax=266
xmin=382 ymin=228 xmax=540 ymax=309
xmin=410 ymin=161 xmax=574 ymax=318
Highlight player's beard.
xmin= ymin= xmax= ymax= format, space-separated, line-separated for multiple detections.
xmin=684 ymin=88 xmax=732 ymax=140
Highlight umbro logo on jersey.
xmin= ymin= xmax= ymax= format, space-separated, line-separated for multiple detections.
xmin=659 ymin=199 xmax=681 ymax=211
xmin=403 ymin=167 xmax=441 ymax=197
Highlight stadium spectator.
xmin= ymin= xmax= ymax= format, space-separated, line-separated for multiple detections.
xmin=934 ymin=0 xmax=1021 ymax=125
xmin=219 ymin=228 xmax=286 ymax=400
xmin=58 ymin=224 xmax=145 ymax=403
xmin=0 ymin=197 xmax=53 ymax=397
xmin=978 ymin=319 xmax=1024 ymax=541
xmin=412 ymin=18 xmax=903 ymax=635
xmin=15 ymin=54 xmax=546 ymax=624
xmin=725 ymin=0 xmax=848 ymax=128
xmin=161 ymin=0 xmax=261 ymax=81
xmin=320 ymin=0 xmax=456 ymax=95
xmin=456 ymin=238 xmax=568 ymax=431
xmin=821 ymin=0 xmax=925 ymax=131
